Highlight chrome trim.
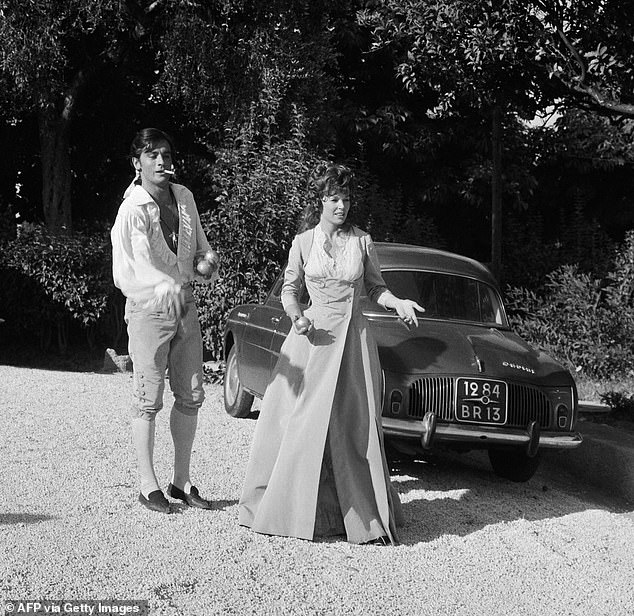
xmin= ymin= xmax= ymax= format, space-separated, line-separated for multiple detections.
xmin=381 ymin=417 xmax=583 ymax=449
xmin=244 ymin=387 xmax=263 ymax=400
xmin=578 ymin=400 xmax=610 ymax=414
xmin=380 ymin=369 xmax=386 ymax=415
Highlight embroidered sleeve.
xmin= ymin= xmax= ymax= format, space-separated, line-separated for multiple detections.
xmin=281 ymin=235 xmax=305 ymax=315
xmin=363 ymin=234 xmax=393 ymax=305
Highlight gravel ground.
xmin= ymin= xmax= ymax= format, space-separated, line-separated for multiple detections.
xmin=1 ymin=365 xmax=633 ymax=616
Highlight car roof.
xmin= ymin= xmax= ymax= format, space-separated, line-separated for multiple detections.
xmin=375 ymin=242 xmax=499 ymax=289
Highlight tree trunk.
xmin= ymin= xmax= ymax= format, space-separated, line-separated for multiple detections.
xmin=491 ymin=105 xmax=503 ymax=282
xmin=38 ymin=102 xmax=72 ymax=233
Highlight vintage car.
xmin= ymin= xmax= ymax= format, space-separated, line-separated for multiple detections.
xmin=222 ymin=242 xmax=582 ymax=482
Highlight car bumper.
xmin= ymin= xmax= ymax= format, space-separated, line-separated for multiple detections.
xmin=381 ymin=417 xmax=583 ymax=449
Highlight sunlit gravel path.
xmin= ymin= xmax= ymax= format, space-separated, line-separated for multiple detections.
xmin=1 ymin=366 xmax=633 ymax=615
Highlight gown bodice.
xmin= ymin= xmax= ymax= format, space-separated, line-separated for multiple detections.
xmin=304 ymin=226 xmax=364 ymax=308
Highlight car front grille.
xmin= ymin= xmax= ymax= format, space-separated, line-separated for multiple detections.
xmin=409 ymin=377 xmax=455 ymax=421
xmin=507 ymin=383 xmax=552 ymax=428
xmin=407 ymin=378 xmax=552 ymax=428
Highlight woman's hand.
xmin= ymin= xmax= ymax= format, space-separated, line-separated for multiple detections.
xmin=292 ymin=315 xmax=314 ymax=336
xmin=394 ymin=298 xmax=425 ymax=328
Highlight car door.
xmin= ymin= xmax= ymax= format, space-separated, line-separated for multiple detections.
xmin=270 ymin=281 xmax=310 ymax=374
xmin=238 ymin=278 xmax=286 ymax=396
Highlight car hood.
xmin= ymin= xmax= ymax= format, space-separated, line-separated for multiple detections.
xmin=371 ymin=317 xmax=572 ymax=386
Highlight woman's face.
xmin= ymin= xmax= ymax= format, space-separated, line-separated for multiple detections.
xmin=320 ymin=188 xmax=350 ymax=228
xmin=133 ymin=139 xmax=173 ymax=189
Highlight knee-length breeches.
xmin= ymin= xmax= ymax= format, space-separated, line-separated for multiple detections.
xmin=125 ymin=287 xmax=204 ymax=420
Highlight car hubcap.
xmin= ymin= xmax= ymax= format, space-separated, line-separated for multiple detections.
xmin=225 ymin=353 xmax=239 ymax=405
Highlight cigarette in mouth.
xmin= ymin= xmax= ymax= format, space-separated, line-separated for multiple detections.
xmin=163 ymin=169 xmax=175 ymax=175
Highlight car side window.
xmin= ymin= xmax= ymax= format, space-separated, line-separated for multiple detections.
xmin=378 ymin=270 xmax=505 ymax=325
xmin=267 ymin=275 xmax=285 ymax=302
xmin=267 ymin=271 xmax=310 ymax=307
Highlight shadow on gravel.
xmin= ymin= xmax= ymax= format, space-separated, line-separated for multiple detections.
xmin=170 ymin=499 xmax=238 ymax=514
xmin=0 ymin=342 xmax=104 ymax=373
xmin=0 ymin=513 xmax=56 ymax=525
xmin=387 ymin=448 xmax=632 ymax=546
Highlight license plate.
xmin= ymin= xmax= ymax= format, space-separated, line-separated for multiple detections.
xmin=455 ymin=378 xmax=508 ymax=425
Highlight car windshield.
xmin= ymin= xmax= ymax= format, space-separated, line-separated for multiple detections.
xmin=377 ymin=270 xmax=506 ymax=326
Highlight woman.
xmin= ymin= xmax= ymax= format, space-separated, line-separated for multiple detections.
xmin=111 ymin=128 xmax=219 ymax=514
xmin=238 ymin=163 xmax=423 ymax=544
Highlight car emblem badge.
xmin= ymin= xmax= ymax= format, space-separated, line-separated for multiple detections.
xmin=502 ymin=361 xmax=535 ymax=374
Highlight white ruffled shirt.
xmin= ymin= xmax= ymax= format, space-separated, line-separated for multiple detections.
xmin=305 ymin=224 xmax=363 ymax=280
xmin=111 ymin=183 xmax=215 ymax=304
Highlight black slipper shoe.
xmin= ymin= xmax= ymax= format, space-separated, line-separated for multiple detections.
xmin=167 ymin=483 xmax=213 ymax=509
xmin=138 ymin=490 xmax=170 ymax=514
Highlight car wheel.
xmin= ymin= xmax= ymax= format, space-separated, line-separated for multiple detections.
xmin=223 ymin=345 xmax=254 ymax=418
xmin=488 ymin=448 xmax=542 ymax=482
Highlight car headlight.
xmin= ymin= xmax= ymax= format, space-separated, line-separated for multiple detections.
xmin=545 ymin=387 xmax=575 ymax=430
xmin=390 ymin=389 xmax=403 ymax=414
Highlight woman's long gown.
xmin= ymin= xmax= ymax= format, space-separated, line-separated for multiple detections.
xmin=238 ymin=225 xmax=403 ymax=544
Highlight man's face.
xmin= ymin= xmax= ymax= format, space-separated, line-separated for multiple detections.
xmin=134 ymin=140 xmax=173 ymax=188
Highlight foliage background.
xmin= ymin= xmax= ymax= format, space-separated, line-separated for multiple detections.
xmin=1 ymin=0 xmax=634 ymax=384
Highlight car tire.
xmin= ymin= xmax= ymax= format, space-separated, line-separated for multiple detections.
xmin=488 ymin=448 xmax=542 ymax=482
xmin=223 ymin=345 xmax=254 ymax=418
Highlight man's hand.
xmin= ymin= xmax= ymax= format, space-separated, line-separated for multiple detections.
xmin=154 ymin=281 xmax=185 ymax=319
xmin=194 ymin=250 xmax=220 ymax=279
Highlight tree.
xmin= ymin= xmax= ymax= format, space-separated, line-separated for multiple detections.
xmin=358 ymin=0 xmax=634 ymax=278
xmin=359 ymin=0 xmax=634 ymax=122
xmin=154 ymin=0 xmax=348 ymax=149
xmin=531 ymin=1 xmax=634 ymax=118
xmin=0 ymin=0 xmax=164 ymax=232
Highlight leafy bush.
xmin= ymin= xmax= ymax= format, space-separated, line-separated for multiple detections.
xmin=506 ymin=230 xmax=634 ymax=379
xmin=600 ymin=391 xmax=634 ymax=422
xmin=193 ymin=106 xmax=319 ymax=358
xmin=0 ymin=223 xmax=119 ymax=352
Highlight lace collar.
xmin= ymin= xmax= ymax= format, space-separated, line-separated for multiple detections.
xmin=311 ymin=224 xmax=356 ymax=278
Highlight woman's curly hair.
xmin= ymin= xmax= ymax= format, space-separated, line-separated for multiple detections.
xmin=297 ymin=163 xmax=353 ymax=233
